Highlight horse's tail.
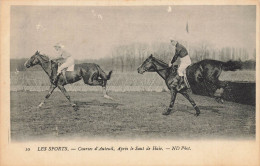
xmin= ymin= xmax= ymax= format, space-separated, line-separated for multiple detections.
xmin=222 ymin=60 xmax=242 ymax=71
xmin=97 ymin=65 xmax=113 ymax=80
xmin=106 ymin=71 xmax=113 ymax=80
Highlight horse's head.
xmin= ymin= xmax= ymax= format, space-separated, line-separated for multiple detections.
xmin=137 ymin=54 xmax=156 ymax=74
xmin=24 ymin=51 xmax=48 ymax=68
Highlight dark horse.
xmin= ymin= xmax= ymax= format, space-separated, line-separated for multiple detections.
xmin=24 ymin=51 xmax=113 ymax=110
xmin=186 ymin=58 xmax=241 ymax=103
xmin=137 ymin=54 xmax=241 ymax=116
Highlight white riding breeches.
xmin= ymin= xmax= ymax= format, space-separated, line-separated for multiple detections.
xmin=58 ymin=57 xmax=75 ymax=74
xmin=178 ymin=55 xmax=191 ymax=76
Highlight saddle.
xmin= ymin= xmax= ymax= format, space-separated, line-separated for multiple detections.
xmin=64 ymin=65 xmax=75 ymax=72
xmin=171 ymin=65 xmax=190 ymax=89
xmin=51 ymin=58 xmax=74 ymax=72
xmin=50 ymin=59 xmax=74 ymax=84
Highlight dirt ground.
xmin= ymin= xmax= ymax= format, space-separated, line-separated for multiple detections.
xmin=10 ymin=91 xmax=255 ymax=141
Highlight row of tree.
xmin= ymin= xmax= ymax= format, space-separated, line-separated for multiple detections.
xmin=83 ymin=42 xmax=256 ymax=72
xmin=11 ymin=42 xmax=256 ymax=72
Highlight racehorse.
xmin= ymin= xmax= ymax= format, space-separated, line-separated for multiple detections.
xmin=137 ymin=54 xmax=241 ymax=116
xmin=24 ymin=51 xmax=113 ymax=110
xmin=137 ymin=54 xmax=200 ymax=116
xmin=186 ymin=58 xmax=241 ymax=103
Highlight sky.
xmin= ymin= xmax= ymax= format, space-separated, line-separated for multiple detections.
xmin=11 ymin=5 xmax=256 ymax=59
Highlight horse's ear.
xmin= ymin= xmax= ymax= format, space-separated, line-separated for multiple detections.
xmin=150 ymin=54 xmax=153 ymax=57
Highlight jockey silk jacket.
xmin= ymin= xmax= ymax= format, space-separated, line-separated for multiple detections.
xmin=171 ymin=42 xmax=189 ymax=64
xmin=60 ymin=50 xmax=72 ymax=59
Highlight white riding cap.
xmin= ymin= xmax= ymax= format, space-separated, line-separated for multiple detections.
xmin=54 ymin=43 xmax=64 ymax=48
xmin=169 ymin=36 xmax=177 ymax=42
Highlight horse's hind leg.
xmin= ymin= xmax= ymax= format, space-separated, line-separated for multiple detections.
xmin=84 ymin=74 xmax=113 ymax=100
xmin=57 ymin=85 xmax=77 ymax=111
xmin=102 ymin=80 xmax=113 ymax=100
xmin=180 ymin=90 xmax=200 ymax=116
xmin=38 ymin=84 xmax=56 ymax=108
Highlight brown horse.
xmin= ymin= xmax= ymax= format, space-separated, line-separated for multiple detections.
xmin=137 ymin=55 xmax=200 ymax=116
xmin=137 ymin=55 xmax=242 ymax=116
xmin=24 ymin=51 xmax=113 ymax=110
xmin=186 ymin=59 xmax=241 ymax=103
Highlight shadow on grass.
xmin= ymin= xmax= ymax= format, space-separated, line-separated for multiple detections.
xmin=177 ymin=104 xmax=224 ymax=115
xmin=75 ymin=100 xmax=121 ymax=108
xmin=198 ymin=105 xmax=224 ymax=115
xmin=42 ymin=100 xmax=121 ymax=110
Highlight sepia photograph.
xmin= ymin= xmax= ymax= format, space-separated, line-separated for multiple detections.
xmin=10 ymin=5 xmax=256 ymax=141
xmin=1 ymin=1 xmax=259 ymax=166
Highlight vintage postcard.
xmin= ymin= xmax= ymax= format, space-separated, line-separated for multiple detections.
xmin=1 ymin=0 xmax=259 ymax=165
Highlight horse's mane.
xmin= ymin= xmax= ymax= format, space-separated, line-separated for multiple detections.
xmin=152 ymin=56 xmax=168 ymax=68
xmin=38 ymin=53 xmax=50 ymax=62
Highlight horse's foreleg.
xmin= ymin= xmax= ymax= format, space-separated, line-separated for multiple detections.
xmin=214 ymin=80 xmax=228 ymax=104
xmin=209 ymin=79 xmax=225 ymax=104
xmin=180 ymin=90 xmax=200 ymax=116
xmin=162 ymin=89 xmax=177 ymax=115
xmin=38 ymin=84 xmax=56 ymax=108
xmin=57 ymin=85 xmax=77 ymax=110
xmin=203 ymin=80 xmax=215 ymax=96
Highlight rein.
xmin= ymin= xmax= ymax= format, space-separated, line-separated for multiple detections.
xmin=156 ymin=67 xmax=170 ymax=71
xmin=36 ymin=53 xmax=53 ymax=77
xmin=151 ymin=58 xmax=172 ymax=72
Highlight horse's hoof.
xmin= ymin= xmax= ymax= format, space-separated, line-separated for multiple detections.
xmin=104 ymin=95 xmax=113 ymax=100
xmin=162 ymin=111 xmax=171 ymax=116
xmin=220 ymin=99 xmax=224 ymax=104
xmin=71 ymin=104 xmax=78 ymax=111
xmin=216 ymin=98 xmax=224 ymax=104
xmin=73 ymin=106 xmax=78 ymax=111
xmin=194 ymin=106 xmax=200 ymax=116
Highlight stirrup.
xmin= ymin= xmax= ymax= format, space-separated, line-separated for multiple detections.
xmin=176 ymin=86 xmax=182 ymax=91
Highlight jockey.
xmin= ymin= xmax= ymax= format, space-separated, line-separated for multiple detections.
xmin=52 ymin=43 xmax=74 ymax=84
xmin=168 ymin=39 xmax=191 ymax=90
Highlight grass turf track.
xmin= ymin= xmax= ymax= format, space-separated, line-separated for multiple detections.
xmin=10 ymin=91 xmax=255 ymax=141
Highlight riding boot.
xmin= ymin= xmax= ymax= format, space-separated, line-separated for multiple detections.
xmin=176 ymin=76 xmax=184 ymax=91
